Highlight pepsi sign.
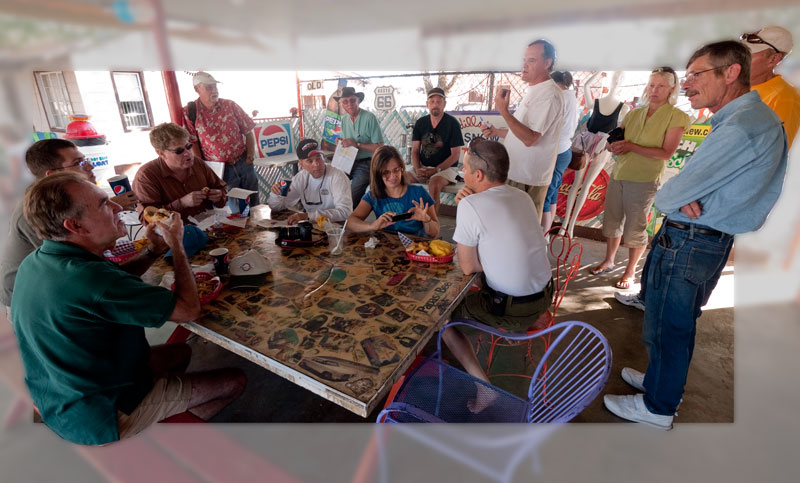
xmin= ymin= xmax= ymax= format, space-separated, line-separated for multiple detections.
xmin=255 ymin=122 xmax=293 ymax=157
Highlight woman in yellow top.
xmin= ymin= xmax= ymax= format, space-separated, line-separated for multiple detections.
xmin=590 ymin=67 xmax=691 ymax=289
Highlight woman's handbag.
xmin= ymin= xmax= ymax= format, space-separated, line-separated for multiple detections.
xmin=569 ymin=132 xmax=588 ymax=170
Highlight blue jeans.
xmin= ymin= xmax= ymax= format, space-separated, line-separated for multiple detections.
xmin=349 ymin=158 xmax=372 ymax=208
xmin=641 ymin=221 xmax=733 ymax=415
xmin=543 ymin=148 xmax=573 ymax=212
xmin=223 ymin=153 xmax=259 ymax=213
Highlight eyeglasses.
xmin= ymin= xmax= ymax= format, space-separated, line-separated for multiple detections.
xmin=740 ymin=33 xmax=781 ymax=53
xmin=53 ymin=158 xmax=92 ymax=171
xmin=680 ymin=65 xmax=732 ymax=85
xmin=468 ymin=138 xmax=490 ymax=164
xmin=381 ymin=167 xmax=404 ymax=179
xmin=165 ymin=143 xmax=193 ymax=155
xmin=303 ymin=169 xmax=326 ymax=206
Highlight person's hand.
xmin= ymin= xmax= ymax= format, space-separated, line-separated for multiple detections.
xmin=370 ymin=212 xmax=395 ymax=231
xmin=414 ymin=167 xmax=431 ymax=180
xmin=410 ymin=198 xmax=432 ymax=223
xmin=680 ymin=200 xmax=702 ymax=219
xmin=494 ymin=88 xmax=510 ymax=113
xmin=246 ymin=154 xmax=255 ymax=165
xmin=156 ymin=215 xmax=184 ymax=251
xmin=455 ymin=186 xmax=475 ymax=204
xmin=271 ymin=182 xmax=283 ymax=195
xmin=206 ymin=188 xmax=225 ymax=203
xmin=287 ymin=212 xmax=309 ymax=224
xmin=178 ymin=190 xmax=206 ymax=208
xmin=143 ymin=223 xmax=169 ymax=255
xmin=423 ymin=167 xmax=437 ymax=177
xmin=340 ymin=138 xmax=358 ymax=148
xmin=110 ymin=191 xmax=137 ymax=210
xmin=481 ymin=124 xmax=498 ymax=138
xmin=607 ymin=140 xmax=632 ymax=155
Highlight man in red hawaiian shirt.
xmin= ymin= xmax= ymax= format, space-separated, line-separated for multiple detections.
xmin=184 ymin=72 xmax=258 ymax=212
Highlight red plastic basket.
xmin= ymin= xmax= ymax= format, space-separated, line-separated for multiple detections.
xmin=405 ymin=250 xmax=454 ymax=264
xmin=172 ymin=272 xmax=222 ymax=305
xmin=104 ymin=241 xmax=141 ymax=263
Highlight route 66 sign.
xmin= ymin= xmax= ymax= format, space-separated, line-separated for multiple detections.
xmin=374 ymin=86 xmax=395 ymax=111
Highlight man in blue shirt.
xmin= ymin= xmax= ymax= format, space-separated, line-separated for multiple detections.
xmin=604 ymin=41 xmax=787 ymax=430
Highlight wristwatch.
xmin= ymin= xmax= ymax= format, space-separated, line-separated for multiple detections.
xmin=436 ymin=166 xmax=442 ymax=173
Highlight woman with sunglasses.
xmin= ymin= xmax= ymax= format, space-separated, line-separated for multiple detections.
xmin=347 ymin=145 xmax=439 ymax=238
xmin=134 ymin=122 xmax=227 ymax=223
xmin=590 ymin=67 xmax=690 ymax=290
xmin=267 ymin=138 xmax=353 ymax=224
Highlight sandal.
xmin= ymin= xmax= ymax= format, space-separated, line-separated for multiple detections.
xmin=590 ymin=265 xmax=614 ymax=275
xmin=615 ymin=277 xmax=634 ymax=289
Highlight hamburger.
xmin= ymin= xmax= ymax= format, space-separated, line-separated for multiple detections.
xmin=143 ymin=206 xmax=173 ymax=224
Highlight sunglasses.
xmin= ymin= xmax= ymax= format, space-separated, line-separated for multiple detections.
xmin=165 ymin=143 xmax=193 ymax=155
xmin=740 ymin=33 xmax=781 ymax=53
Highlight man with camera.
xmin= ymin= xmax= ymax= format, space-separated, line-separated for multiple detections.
xmin=481 ymin=39 xmax=564 ymax=222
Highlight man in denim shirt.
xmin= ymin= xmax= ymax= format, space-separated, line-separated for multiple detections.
xmin=604 ymin=41 xmax=787 ymax=430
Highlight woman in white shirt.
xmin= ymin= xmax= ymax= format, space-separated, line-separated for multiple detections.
xmin=268 ymin=138 xmax=353 ymax=224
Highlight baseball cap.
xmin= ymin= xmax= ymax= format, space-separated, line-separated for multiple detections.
xmin=228 ymin=249 xmax=271 ymax=289
xmin=193 ymin=71 xmax=221 ymax=86
xmin=427 ymin=87 xmax=446 ymax=99
xmin=296 ymin=138 xmax=325 ymax=160
xmin=741 ymin=26 xmax=793 ymax=55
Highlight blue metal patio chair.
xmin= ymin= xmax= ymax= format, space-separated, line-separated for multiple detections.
xmin=377 ymin=320 xmax=611 ymax=423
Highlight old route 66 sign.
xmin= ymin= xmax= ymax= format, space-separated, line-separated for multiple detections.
xmin=374 ymin=86 xmax=395 ymax=111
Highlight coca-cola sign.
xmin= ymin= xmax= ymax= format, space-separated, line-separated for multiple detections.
xmin=556 ymin=169 xmax=609 ymax=221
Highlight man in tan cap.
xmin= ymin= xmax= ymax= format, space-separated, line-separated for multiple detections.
xmin=741 ymin=26 xmax=800 ymax=148
xmin=183 ymin=71 xmax=258 ymax=212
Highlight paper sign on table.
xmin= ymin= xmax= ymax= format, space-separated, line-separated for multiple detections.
xmin=331 ymin=141 xmax=358 ymax=175
xmin=227 ymin=187 xmax=258 ymax=200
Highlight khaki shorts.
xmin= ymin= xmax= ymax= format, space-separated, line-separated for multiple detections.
xmin=452 ymin=281 xmax=553 ymax=333
xmin=430 ymin=166 xmax=459 ymax=184
xmin=602 ymin=177 xmax=659 ymax=248
xmin=117 ymin=374 xmax=193 ymax=439
xmin=506 ymin=180 xmax=548 ymax=222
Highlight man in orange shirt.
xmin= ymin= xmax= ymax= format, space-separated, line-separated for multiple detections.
xmin=741 ymin=26 xmax=800 ymax=148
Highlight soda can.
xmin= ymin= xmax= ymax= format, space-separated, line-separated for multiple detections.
xmin=279 ymin=179 xmax=292 ymax=196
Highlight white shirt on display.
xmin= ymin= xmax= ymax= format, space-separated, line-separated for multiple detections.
xmin=453 ymin=184 xmax=551 ymax=297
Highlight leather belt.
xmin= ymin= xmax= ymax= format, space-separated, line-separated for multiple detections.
xmin=489 ymin=279 xmax=553 ymax=305
xmin=665 ymin=220 xmax=727 ymax=238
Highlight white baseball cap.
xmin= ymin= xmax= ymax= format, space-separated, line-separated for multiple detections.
xmin=228 ymin=249 xmax=271 ymax=289
xmin=193 ymin=71 xmax=221 ymax=86
xmin=741 ymin=26 xmax=793 ymax=55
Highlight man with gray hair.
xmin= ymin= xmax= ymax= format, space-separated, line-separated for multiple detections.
xmin=11 ymin=172 xmax=246 ymax=444
xmin=481 ymin=39 xmax=564 ymax=222
xmin=442 ymin=138 xmax=553 ymax=413
xmin=604 ymin=40 xmax=787 ymax=430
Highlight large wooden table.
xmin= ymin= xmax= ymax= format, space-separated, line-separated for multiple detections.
xmin=143 ymin=217 xmax=475 ymax=417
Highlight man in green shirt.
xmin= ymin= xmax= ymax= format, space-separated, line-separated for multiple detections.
xmin=11 ymin=172 xmax=246 ymax=445
xmin=335 ymin=86 xmax=385 ymax=207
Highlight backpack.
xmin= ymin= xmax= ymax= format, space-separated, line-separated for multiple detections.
xmin=186 ymin=101 xmax=205 ymax=159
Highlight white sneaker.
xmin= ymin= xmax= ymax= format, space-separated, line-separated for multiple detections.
xmin=621 ymin=367 xmax=646 ymax=392
xmin=615 ymin=291 xmax=645 ymax=311
xmin=603 ymin=394 xmax=673 ymax=430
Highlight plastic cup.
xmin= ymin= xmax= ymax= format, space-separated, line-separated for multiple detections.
xmin=326 ymin=228 xmax=343 ymax=256
xmin=209 ymin=247 xmax=229 ymax=274
xmin=108 ymin=174 xmax=132 ymax=195
xmin=279 ymin=179 xmax=292 ymax=196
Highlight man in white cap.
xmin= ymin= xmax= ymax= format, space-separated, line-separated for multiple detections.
xmin=183 ymin=72 xmax=258 ymax=212
xmin=741 ymin=26 xmax=800 ymax=148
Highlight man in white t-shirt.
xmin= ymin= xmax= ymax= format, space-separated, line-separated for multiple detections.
xmin=443 ymin=138 xmax=553 ymax=413
xmin=268 ymin=138 xmax=353 ymax=224
xmin=481 ymin=39 xmax=564 ymax=222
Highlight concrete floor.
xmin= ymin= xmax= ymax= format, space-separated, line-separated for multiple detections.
xmin=164 ymin=214 xmax=733 ymax=424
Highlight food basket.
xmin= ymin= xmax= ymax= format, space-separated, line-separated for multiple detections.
xmin=104 ymin=240 xmax=141 ymax=263
xmin=172 ymin=272 xmax=222 ymax=305
xmin=398 ymin=232 xmax=453 ymax=263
